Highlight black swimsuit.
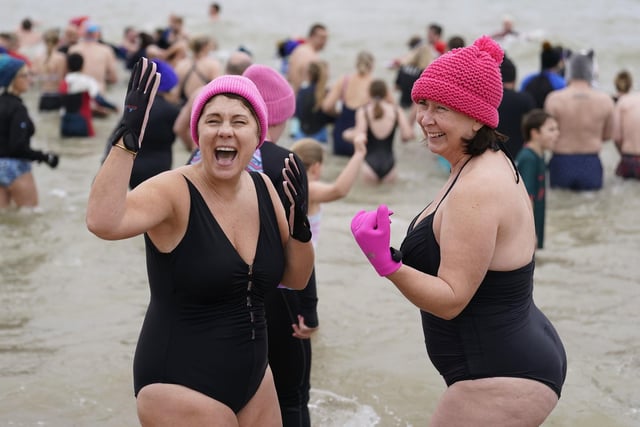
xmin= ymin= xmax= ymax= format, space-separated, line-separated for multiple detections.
xmin=399 ymin=159 xmax=567 ymax=397
xmin=364 ymin=108 xmax=398 ymax=179
xmin=133 ymin=173 xmax=285 ymax=412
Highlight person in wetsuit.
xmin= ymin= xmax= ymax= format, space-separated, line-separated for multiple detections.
xmin=87 ymin=60 xmax=314 ymax=426
xmin=349 ymin=37 xmax=566 ymax=426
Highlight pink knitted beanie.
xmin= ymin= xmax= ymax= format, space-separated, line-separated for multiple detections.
xmin=243 ymin=64 xmax=295 ymax=126
xmin=190 ymin=75 xmax=268 ymax=147
xmin=411 ymin=35 xmax=504 ymax=128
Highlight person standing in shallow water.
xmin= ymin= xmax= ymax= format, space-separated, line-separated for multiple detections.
xmin=516 ymin=109 xmax=560 ymax=250
xmin=0 ymin=54 xmax=59 ymax=209
xmin=86 ymin=59 xmax=314 ymax=425
xmin=350 ymin=36 xmax=567 ymax=426
xmin=544 ymin=51 xmax=614 ymax=191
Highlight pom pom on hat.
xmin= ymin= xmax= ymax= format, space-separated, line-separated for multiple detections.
xmin=411 ymin=35 xmax=504 ymax=128
xmin=242 ymin=64 xmax=295 ymax=126
xmin=152 ymin=59 xmax=178 ymax=93
xmin=190 ymin=75 xmax=268 ymax=148
xmin=0 ymin=54 xmax=26 ymax=88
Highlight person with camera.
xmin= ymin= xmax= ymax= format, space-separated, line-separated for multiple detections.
xmin=0 ymin=54 xmax=59 ymax=209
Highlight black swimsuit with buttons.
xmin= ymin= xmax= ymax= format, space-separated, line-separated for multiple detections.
xmin=133 ymin=172 xmax=285 ymax=412
xmin=399 ymin=158 xmax=567 ymax=397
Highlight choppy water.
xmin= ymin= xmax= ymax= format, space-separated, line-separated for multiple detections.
xmin=2 ymin=1 xmax=640 ymax=426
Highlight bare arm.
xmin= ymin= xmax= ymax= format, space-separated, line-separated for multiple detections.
xmin=86 ymin=141 xmax=176 ymax=240
xmin=309 ymin=135 xmax=366 ymax=204
xmin=386 ymin=179 xmax=498 ymax=319
xmin=396 ymin=106 xmax=416 ymax=142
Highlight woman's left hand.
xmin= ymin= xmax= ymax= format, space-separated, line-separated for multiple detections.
xmin=291 ymin=315 xmax=318 ymax=339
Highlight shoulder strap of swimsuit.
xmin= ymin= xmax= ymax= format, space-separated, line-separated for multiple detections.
xmin=433 ymin=155 xmax=473 ymax=212
xmin=497 ymin=140 xmax=520 ymax=184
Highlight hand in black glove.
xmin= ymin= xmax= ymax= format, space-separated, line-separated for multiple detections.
xmin=108 ymin=57 xmax=160 ymax=152
xmin=282 ymin=153 xmax=311 ymax=242
xmin=34 ymin=150 xmax=59 ymax=168
xmin=44 ymin=151 xmax=59 ymax=168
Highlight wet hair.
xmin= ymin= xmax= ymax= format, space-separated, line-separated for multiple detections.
xmin=521 ymin=108 xmax=553 ymax=142
xmin=614 ymin=69 xmax=632 ymax=94
xmin=369 ymin=79 xmax=388 ymax=120
xmin=291 ymin=138 xmax=324 ymax=169
xmin=66 ymin=52 xmax=84 ymax=72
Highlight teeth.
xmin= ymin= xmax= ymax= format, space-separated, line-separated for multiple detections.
xmin=428 ymin=132 xmax=444 ymax=138
xmin=216 ymin=147 xmax=236 ymax=152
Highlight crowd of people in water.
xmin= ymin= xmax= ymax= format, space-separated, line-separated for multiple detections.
xmin=1 ymin=7 xmax=639 ymax=426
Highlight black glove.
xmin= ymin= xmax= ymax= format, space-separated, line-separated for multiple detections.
xmin=43 ymin=151 xmax=59 ymax=168
xmin=282 ymin=153 xmax=311 ymax=243
xmin=108 ymin=57 xmax=159 ymax=152
xmin=34 ymin=150 xmax=59 ymax=168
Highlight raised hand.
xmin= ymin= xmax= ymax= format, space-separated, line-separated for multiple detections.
xmin=108 ymin=57 xmax=160 ymax=153
xmin=350 ymin=204 xmax=402 ymax=276
xmin=282 ymin=153 xmax=311 ymax=242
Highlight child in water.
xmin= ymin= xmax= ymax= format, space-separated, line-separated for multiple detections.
xmin=290 ymin=136 xmax=366 ymax=244
xmin=516 ymin=108 xmax=560 ymax=249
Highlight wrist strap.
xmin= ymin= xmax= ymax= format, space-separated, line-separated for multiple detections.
xmin=113 ymin=141 xmax=137 ymax=158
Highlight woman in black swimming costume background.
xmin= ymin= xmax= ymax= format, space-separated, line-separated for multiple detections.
xmin=350 ymin=36 xmax=566 ymax=426
xmin=86 ymin=58 xmax=314 ymax=426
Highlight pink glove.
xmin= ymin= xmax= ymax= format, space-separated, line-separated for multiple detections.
xmin=350 ymin=204 xmax=402 ymax=276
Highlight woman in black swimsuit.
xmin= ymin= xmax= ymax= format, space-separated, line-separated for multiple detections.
xmin=350 ymin=37 xmax=566 ymax=426
xmin=87 ymin=60 xmax=314 ymax=426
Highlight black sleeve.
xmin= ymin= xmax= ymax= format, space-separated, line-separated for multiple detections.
xmin=4 ymin=103 xmax=46 ymax=161
xmin=298 ymin=268 xmax=318 ymax=328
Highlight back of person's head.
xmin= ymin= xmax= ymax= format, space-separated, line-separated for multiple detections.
xmin=370 ymin=79 xmax=388 ymax=119
xmin=614 ymin=69 xmax=633 ymax=94
xmin=243 ymin=63 xmax=295 ymax=126
xmin=43 ymin=28 xmax=60 ymax=47
xmin=307 ymin=60 xmax=328 ymax=85
xmin=225 ymin=50 xmax=253 ymax=75
xmin=447 ymin=35 xmax=465 ymax=51
xmin=290 ymin=138 xmax=324 ymax=169
xmin=521 ymin=108 xmax=552 ymax=141
xmin=500 ymin=55 xmax=516 ymax=84
xmin=540 ymin=40 xmax=561 ymax=70
xmin=190 ymin=35 xmax=215 ymax=55
xmin=21 ymin=18 xmax=33 ymax=31
xmin=356 ymin=50 xmax=374 ymax=75
xmin=67 ymin=52 xmax=84 ymax=72
xmin=410 ymin=45 xmax=434 ymax=69
xmin=407 ymin=35 xmax=422 ymax=50
xmin=566 ymin=50 xmax=594 ymax=82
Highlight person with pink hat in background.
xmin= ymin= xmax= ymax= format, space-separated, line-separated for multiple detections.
xmin=349 ymin=36 xmax=566 ymax=426
xmin=242 ymin=63 xmax=316 ymax=427
xmin=87 ymin=58 xmax=313 ymax=426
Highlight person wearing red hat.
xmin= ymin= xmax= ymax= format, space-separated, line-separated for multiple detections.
xmin=87 ymin=59 xmax=314 ymax=425
xmin=349 ymin=36 xmax=566 ymax=426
